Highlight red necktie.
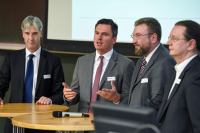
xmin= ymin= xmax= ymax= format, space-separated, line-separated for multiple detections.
xmin=89 ymin=56 xmax=104 ymax=113
xmin=139 ymin=58 xmax=147 ymax=76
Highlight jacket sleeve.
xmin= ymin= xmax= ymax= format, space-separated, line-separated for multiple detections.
xmin=0 ymin=54 xmax=11 ymax=99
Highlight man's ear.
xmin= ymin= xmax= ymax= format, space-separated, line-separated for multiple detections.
xmin=112 ymin=37 xmax=117 ymax=45
xmin=40 ymin=31 xmax=43 ymax=38
xmin=151 ymin=33 xmax=158 ymax=44
xmin=187 ymin=39 xmax=196 ymax=51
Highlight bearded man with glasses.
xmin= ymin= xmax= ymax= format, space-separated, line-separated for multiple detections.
xmin=120 ymin=17 xmax=176 ymax=110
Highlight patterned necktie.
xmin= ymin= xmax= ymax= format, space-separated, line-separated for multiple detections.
xmin=89 ymin=56 xmax=104 ymax=113
xmin=24 ymin=54 xmax=34 ymax=103
xmin=139 ymin=58 xmax=147 ymax=76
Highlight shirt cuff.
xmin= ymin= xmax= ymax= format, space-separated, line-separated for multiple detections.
xmin=48 ymin=98 xmax=52 ymax=104
xmin=113 ymin=101 xmax=120 ymax=104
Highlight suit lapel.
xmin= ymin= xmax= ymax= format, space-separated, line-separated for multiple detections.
xmin=157 ymin=73 xmax=175 ymax=121
xmin=136 ymin=45 xmax=164 ymax=88
xmin=167 ymin=83 xmax=181 ymax=102
xmin=158 ymin=75 xmax=176 ymax=120
xmin=18 ymin=49 xmax=26 ymax=97
xmin=87 ymin=53 xmax=95 ymax=96
xmin=128 ymin=57 xmax=143 ymax=102
xmin=158 ymin=72 xmax=183 ymax=121
xmin=132 ymin=57 xmax=143 ymax=84
xmin=129 ymin=55 xmax=157 ymax=102
xmin=136 ymin=56 xmax=154 ymax=83
xmin=99 ymin=51 xmax=117 ymax=89
xmin=129 ymin=44 xmax=165 ymax=103
xmin=36 ymin=49 xmax=46 ymax=92
xmin=158 ymin=56 xmax=200 ymax=121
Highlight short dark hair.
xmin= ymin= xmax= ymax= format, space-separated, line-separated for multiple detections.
xmin=135 ymin=17 xmax=162 ymax=42
xmin=95 ymin=19 xmax=118 ymax=37
xmin=175 ymin=20 xmax=200 ymax=51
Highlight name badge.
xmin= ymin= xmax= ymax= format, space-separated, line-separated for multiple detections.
xmin=141 ymin=78 xmax=148 ymax=83
xmin=176 ymin=79 xmax=181 ymax=84
xmin=43 ymin=74 xmax=51 ymax=79
xmin=107 ymin=77 xmax=116 ymax=81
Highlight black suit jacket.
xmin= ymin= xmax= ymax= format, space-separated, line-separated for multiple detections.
xmin=0 ymin=48 xmax=65 ymax=104
xmin=157 ymin=56 xmax=200 ymax=133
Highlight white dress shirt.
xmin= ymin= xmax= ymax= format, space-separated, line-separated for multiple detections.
xmin=168 ymin=54 xmax=197 ymax=99
xmin=92 ymin=49 xmax=113 ymax=87
xmin=145 ymin=43 xmax=160 ymax=63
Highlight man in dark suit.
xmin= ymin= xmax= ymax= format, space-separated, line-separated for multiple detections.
xmin=119 ymin=17 xmax=175 ymax=110
xmin=0 ymin=16 xmax=64 ymax=133
xmin=63 ymin=19 xmax=135 ymax=113
xmin=157 ymin=20 xmax=200 ymax=133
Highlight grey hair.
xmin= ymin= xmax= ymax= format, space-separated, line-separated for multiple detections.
xmin=21 ymin=15 xmax=43 ymax=32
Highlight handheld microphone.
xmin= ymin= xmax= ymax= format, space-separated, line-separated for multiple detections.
xmin=52 ymin=111 xmax=89 ymax=118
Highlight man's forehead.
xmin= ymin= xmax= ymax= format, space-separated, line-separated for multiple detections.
xmin=95 ymin=24 xmax=112 ymax=33
xmin=171 ymin=26 xmax=186 ymax=35
xmin=96 ymin=24 xmax=111 ymax=29
xmin=134 ymin=24 xmax=148 ymax=33
xmin=23 ymin=28 xmax=39 ymax=33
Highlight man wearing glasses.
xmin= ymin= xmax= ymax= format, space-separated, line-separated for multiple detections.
xmin=124 ymin=17 xmax=176 ymax=110
xmin=157 ymin=20 xmax=200 ymax=133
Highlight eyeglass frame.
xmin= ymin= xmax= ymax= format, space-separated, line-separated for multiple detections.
xmin=168 ymin=36 xmax=187 ymax=42
xmin=131 ymin=33 xmax=154 ymax=40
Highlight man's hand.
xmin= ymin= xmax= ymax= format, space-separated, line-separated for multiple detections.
xmin=97 ymin=80 xmax=120 ymax=103
xmin=63 ymin=82 xmax=77 ymax=100
xmin=36 ymin=96 xmax=51 ymax=105
xmin=0 ymin=98 xmax=3 ymax=105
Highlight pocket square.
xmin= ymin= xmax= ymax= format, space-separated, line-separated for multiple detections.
xmin=43 ymin=74 xmax=51 ymax=79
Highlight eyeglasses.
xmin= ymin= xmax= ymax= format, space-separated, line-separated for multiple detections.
xmin=168 ymin=36 xmax=186 ymax=42
xmin=131 ymin=33 xmax=153 ymax=40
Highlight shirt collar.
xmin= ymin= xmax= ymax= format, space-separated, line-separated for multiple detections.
xmin=95 ymin=49 xmax=113 ymax=61
xmin=175 ymin=54 xmax=197 ymax=74
xmin=26 ymin=46 xmax=41 ymax=58
xmin=145 ymin=44 xmax=160 ymax=63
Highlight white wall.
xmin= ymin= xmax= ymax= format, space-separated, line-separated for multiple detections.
xmin=48 ymin=0 xmax=200 ymax=43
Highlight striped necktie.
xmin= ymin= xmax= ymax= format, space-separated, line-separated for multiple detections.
xmin=139 ymin=58 xmax=147 ymax=76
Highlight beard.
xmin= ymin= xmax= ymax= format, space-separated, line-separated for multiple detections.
xmin=135 ymin=44 xmax=151 ymax=56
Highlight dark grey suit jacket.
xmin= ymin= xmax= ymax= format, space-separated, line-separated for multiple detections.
xmin=66 ymin=50 xmax=135 ymax=113
xmin=157 ymin=56 xmax=200 ymax=133
xmin=0 ymin=48 xmax=65 ymax=104
xmin=127 ymin=44 xmax=176 ymax=110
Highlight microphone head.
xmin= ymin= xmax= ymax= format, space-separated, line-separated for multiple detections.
xmin=52 ymin=111 xmax=62 ymax=118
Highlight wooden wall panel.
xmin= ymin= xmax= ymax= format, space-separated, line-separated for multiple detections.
xmin=0 ymin=0 xmax=46 ymax=43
